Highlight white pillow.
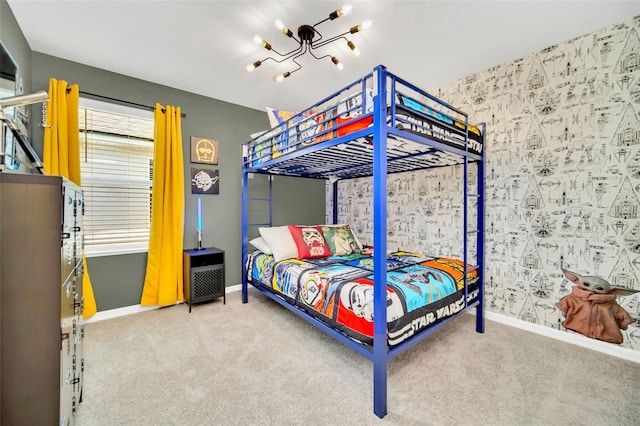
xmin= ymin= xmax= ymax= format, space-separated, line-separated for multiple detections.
xmin=258 ymin=226 xmax=298 ymax=262
xmin=250 ymin=129 xmax=278 ymax=142
xmin=265 ymin=107 xmax=300 ymax=129
xmin=249 ymin=237 xmax=272 ymax=255
xmin=352 ymin=230 xmax=365 ymax=250
xmin=250 ymin=130 xmax=267 ymax=140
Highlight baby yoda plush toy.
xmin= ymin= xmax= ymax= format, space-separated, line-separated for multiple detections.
xmin=556 ymin=268 xmax=639 ymax=344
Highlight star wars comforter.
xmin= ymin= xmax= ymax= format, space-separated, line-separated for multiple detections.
xmin=246 ymin=250 xmax=480 ymax=347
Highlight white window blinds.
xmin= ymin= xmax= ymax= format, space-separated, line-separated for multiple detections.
xmin=79 ymin=99 xmax=154 ymax=256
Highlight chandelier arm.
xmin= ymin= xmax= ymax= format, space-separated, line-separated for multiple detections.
xmin=282 ymin=30 xmax=302 ymax=44
xmin=270 ymin=43 xmax=305 ymax=58
xmin=286 ymin=50 xmax=305 ymax=75
xmin=290 ymin=59 xmax=303 ymax=74
xmin=312 ymin=33 xmax=350 ymax=50
xmin=307 ymin=50 xmax=343 ymax=70
xmin=290 ymin=43 xmax=310 ymax=62
xmin=310 ymin=26 xmax=324 ymax=44
xmin=284 ymin=28 xmax=301 ymax=45
xmin=254 ymin=55 xmax=282 ymax=66
xmin=262 ymin=43 xmax=305 ymax=64
xmin=256 ymin=50 xmax=302 ymax=66
xmin=312 ymin=16 xmax=331 ymax=28
xmin=307 ymin=48 xmax=332 ymax=61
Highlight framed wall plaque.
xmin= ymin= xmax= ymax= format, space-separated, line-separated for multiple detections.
xmin=191 ymin=168 xmax=219 ymax=194
xmin=190 ymin=136 xmax=219 ymax=164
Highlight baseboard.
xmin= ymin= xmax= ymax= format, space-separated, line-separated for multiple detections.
xmin=477 ymin=310 xmax=640 ymax=364
xmin=226 ymin=284 xmax=242 ymax=293
xmin=85 ymin=284 xmax=243 ymax=324
xmin=84 ymin=304 xmax=159 ymax=324
xmin=86 ymin=287 xmax=640 ymax=363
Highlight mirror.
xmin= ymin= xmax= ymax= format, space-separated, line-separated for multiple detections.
xmin=1 ymin=39 xmax=19 ymax=170
xmin=0 ymin=41 xmax=18 ymax=98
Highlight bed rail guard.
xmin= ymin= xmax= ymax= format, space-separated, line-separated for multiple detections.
xmin=242 ymin=65 xmax=484 ymax=178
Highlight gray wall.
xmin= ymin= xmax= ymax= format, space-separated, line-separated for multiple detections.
xmin=247 ymin=173 xmax=328 ymax=239
xmin=28 ymin=53 xmax=325 ymax=310
xmin=1 ymin=3 xmax=326 ymax=311
xmin=0 ymin=1 xmax=31 ymax=94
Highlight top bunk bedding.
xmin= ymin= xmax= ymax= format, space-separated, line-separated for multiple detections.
xmin=242 ymin=66 xmax=484 ymax=179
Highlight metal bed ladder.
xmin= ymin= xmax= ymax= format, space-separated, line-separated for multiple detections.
xmin=241 ymin=172 xmax=273 ymax=303
xmin=463 ymin=123 xmax=486 ymax=335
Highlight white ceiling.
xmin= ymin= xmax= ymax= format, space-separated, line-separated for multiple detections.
xmin=7 ymin=1 xmax=640 ymax=112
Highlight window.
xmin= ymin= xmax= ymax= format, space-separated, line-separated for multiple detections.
xmin=79 ymin=98 xmax=154 ymax=256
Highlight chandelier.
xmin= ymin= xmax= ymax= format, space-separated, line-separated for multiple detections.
xmin=246 ymin=4 xmax=372 ymax=82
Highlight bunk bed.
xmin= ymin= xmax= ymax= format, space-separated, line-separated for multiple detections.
xmin=241 ymin=65 xmax=485 ymax=418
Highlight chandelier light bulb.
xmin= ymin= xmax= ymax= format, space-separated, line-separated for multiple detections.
xmin=246 ymin=60 xmax=262 ymax=72
xmin=330 ymin=4 xmax=352 ymax=20
xmin=350 ymin=20 xmax=373 ymax=34
xmin=347 ymin=40 xmax=360 ymax=56
xmin=254 ymin=35 xmax=273 ymax=51
xmin=339 ymin=4 xmax=353 ymax=16
xmin=331 ymin=57 xmax=344 ymax=70
xmin=275 ymin=19 xmax=293 ymax=38
xmin=275 ymin=71 xmax=291 ymax=82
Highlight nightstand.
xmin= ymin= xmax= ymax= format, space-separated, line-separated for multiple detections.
xmin=183 ymin=247 xmax=225 ymax=313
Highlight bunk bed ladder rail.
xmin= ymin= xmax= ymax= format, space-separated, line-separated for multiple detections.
xmin=462 ymin=122 xmax=486 ymax=333
xmin=476 ymin=123 xmax=486 ymax=333
xmin=462 ymin=107 xmax=470 ymax=316
xmin=241 ymin=172 xmax=274 ymax=303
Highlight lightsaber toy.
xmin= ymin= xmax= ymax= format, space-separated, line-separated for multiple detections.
xmin=196 ymin=197 xmax=204 ymax=250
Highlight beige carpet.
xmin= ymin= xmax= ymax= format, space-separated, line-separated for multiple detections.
xmin=76 ymin=289 xmax=640 ymax=426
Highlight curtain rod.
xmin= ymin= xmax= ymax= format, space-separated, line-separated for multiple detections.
xmin=69 ymin=89 xmax=187 ymax=118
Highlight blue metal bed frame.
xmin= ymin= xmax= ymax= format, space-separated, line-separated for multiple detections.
xmin=241 ymin=65 xmax=485 ymax=418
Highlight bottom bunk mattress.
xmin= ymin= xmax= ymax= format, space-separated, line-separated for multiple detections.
xmin=246 ymin=250 xmax=480 ymax=347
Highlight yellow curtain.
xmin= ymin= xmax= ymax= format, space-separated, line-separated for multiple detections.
xmin=43 ymin=78 xmax=97 ymax=319
xmin=140 ymin=104 xmax=185 ymax=306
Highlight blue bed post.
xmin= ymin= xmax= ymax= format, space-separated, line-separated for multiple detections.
xmin=242 ymin=170 xmax=249 ymax=304
xmin=332 ymin=180 xmax=339 ymax=224
xmin=269 ymin=175 xmax=274 ymax=228
xmin=372 ymin=65 xmax=388 ymax=419
xmin=463 ymin=147 xmax=469 ymax=309
xmin=476 ymin=123 xmax=486 ymax=333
